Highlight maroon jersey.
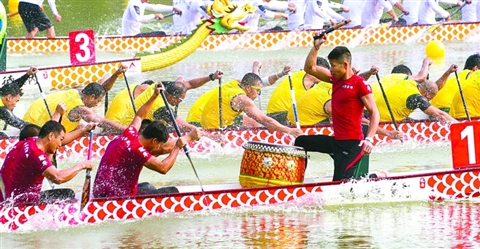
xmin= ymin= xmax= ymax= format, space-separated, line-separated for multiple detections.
xmin=0 ymin=138 xmax=53 ymax=204
xmin=93 ymin=126 xmax=152 ymax=198
xmin=331 ymin=74 xmax=372 ymax=140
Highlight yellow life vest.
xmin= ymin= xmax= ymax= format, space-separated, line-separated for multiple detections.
xmin=119 ymin=84 xmax=167 ymax=125
xmin=24 ymin=89 xmax=84 ymax=132
xmin=287 ymin=82 xmax=332 ymax=125
xmin=105 ymin=84 xmax=139 ymax=123
xmin=186 ymin=80 xmax=237 ymax=124
xmin=266 ymin=71 xmax=307 ymax=114
xmin=450 ymin=70 xmax=480 ymax=118
xmin=201 ymin=82 xmax=245 ymax=129
xmin=431 ymin=69 xmax=471 ymax=109
xmin=376 ymin=80 xmax=420 ymax=122
xmin=370 ymin=73 xmax=408 ymax=101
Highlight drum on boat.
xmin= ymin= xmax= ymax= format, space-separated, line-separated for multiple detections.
xmin=239 ymin=141 xmax=307 ymax=187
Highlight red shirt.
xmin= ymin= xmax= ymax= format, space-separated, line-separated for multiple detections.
xmin=0 ymin=138 xmax=53 ymax=204
xmin=93 ymin=126 xmax=152 ymax=198
xmin=331 ymin=74 xmax=372 ymax=140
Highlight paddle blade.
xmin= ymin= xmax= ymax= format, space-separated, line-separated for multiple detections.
xmin=79 ymin=171 xmax=91 ymax=211
xmin=426 ymin=23 xmax=441 ymax=34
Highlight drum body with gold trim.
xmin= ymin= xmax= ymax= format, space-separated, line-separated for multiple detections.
xmin=239 ymin=142 xmax=307 ymax=187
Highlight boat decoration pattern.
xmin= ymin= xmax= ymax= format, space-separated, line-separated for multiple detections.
xmin=6 ymin=22 xmax=480 ymax=53
xmin=0 ymin=119 xmax=464 ymax=160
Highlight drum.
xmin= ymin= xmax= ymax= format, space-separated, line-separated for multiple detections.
xmin=239 ymin=141 xmax=307 ymax=188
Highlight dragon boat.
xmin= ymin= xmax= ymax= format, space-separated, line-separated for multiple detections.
xmin=0 ymin=117 xmax=474 ymax=160
xmin=1 ymin=121 xmax=479 ymax=232
xmin=2 ymin=0 xmax=480 ymax=91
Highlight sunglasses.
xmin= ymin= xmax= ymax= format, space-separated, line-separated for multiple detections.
xmin=250 ymin=85 xmax=261 ymax=94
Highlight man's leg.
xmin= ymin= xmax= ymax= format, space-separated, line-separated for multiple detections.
xmin=26 ymin=28 xmax=38 ymax=39
xmin=332 ymin=140 xmax=363 ymax=181
xmin=46 ymin=26 xmax=56 ymax=39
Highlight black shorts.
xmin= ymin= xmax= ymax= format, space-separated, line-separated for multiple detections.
xmin=294 ymin=135 xmax=364 ymax=181
xmin=137 ymin=182 xmax=179 ymax=195
xmin=18 ymin=2 xmax=53 ymax=32
xmin=267 ymin=112 xmax=289 ymax=126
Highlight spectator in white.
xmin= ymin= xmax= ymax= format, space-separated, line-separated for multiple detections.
xmin=418 ymin=0 xmax=464 ymax=25
xmin=461 ymin=0 xmax=477 ymax=22
xmin=361 ymin=0 xmax=408 ymax=28
xmin=245 ymin=0 xmax=292 ymax=32
xmin=286 ymin=0 xmax=306 ymax=30
xmin=304 ymin=0 xmax=346 ymax=30
xmin=172 ymin=0 xmax=210 ymax=35
xmin=401 ymin=0 xmax=421 ymax=25
xmin=341 ymin=0 xmax=366 ymax=28
xmin=18 ymin=0 xmax=61 ymax=39
xmin=122 ymin=0 xmax=182 ymax=36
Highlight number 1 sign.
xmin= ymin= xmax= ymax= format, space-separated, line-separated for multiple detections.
xmin=451 ymin=122 xmax=480 ymax=169
xmin=69 ymin=30 xmax=96 ymax=65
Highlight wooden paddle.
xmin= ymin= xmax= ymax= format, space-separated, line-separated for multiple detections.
xmin=454 ymin=70 xmax=470 ymax=122
xmin=287 ymin=72 xmax=300 ymax=129
xmin=124 ymin=72 xmax=137 ymax=114
xmin=7 ymin=12 xmax=18 ymax=18
xmin=35 ymin=74 xmax=53 ymax=118
xmin=375 ymin=73 xmax=403 ymax=143
xmin=313 ymin=19 xmax=351 ymax=40
xmin=35 ymin=74 xmax=58 ymax=188
xmin=79 ymin=131 xmax=94 ymax=211
xmin=159 ymin=90 xmax=208 ymax=205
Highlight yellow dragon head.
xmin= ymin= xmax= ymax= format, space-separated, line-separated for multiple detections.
xmin=207 ymin=0 xmax=255 ymax=33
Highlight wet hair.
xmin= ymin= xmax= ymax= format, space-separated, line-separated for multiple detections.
xmin=0 ymin=83 xmax=23 ymax=97
xmin=38 ymin=121 xmax=65 ymax=139
xmin=141 ymin=80 xmax=155 ymax=85
xmin=82 ymin=82 xmax=106 ymax=99
xmin=418 ymin=80 xmax=438 ymax=96
xmin=316 ymin=57 xmax=331 ymax=69
xmin=240 ymin=73 xmax=262 ymax=86
xmin=391 ymin=64 xmax=413 ymax=75
xmin=164 ymin=81 xmax=186 ymax=98
xmin=327 ymin=46 xmax=352 ymax=64
xmin=464 ymin=53 xmax=480 ymax=70
xmin=141 ymin=120 xmax=168 ymax=143
xmin=19 ymin=124 xmax=41 ymax=141
xmin=139 ymin=119 xmax=152 ymax=134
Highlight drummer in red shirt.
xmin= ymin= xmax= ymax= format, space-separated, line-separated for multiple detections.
xmin=294 ymin=33 xmax=380 ymax=181
xmin=93 ymin=83 xmax=201 ymax=198
xmin=0 ymin=121 xmax=93 ymax=204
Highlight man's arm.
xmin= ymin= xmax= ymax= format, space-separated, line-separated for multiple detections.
xmin=70 ymin=106 xmax=126 ymax=133
xmin=361 ymin=94 xmax=380 ymax=141
xmin=409 ymin=58 xmax=432 ymax=83
xmin=12 ymin=66 xmax=37 ymax=89
xmin=435 ymin=64 xmax=458 ymax=90
xmin=423 ymin=106 xmax=458 ymax=122
xmin=63 ymin=122 xmax=97 ymax=145
xmin=143 ymin=137 xmax=186 ymax=174
xmin=130 ymin=84 xmax=162 ymax=130
xmin=0 ymin=107 xmax=28 ymax=129
xmin=358 ymin=66 xmax=379 ymax=81
xmin=304 ymin=35 xmax=331 ymax=83
xmin=100 ymin=65 xmax=128 ymax=92
xmin=151 ymin=128 xmax=202 ymax=155
xmin=183 ymin=70 xmax=224 ymax=90
xmin=43 ymin=161 xmax=93 ymax=184
xmin=236 ymin=95 xmax=303 ymax=136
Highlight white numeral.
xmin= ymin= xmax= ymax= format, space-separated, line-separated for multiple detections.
xmin=74 ymin=33 xmax=91 ymax=62
xmin=461 ymin=125 xmax=476 ymax=164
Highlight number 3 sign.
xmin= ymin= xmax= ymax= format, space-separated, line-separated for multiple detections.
xmin=451 ymin=122 xmax=480 ymax=169
xmin=69 ymin=30 xmax=96 ymax=65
